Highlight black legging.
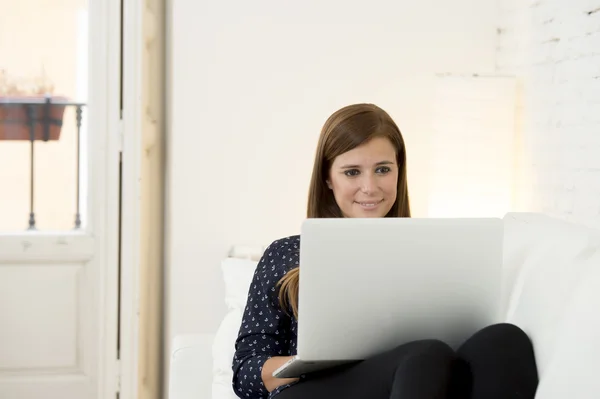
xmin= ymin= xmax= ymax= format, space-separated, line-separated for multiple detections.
xmin=275 ymin=323 xmax=538 ymax=399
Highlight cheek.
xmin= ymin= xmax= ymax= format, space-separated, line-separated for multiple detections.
xmin=331 ymin=177 xmax=357 ymax=199
xmin=384 ymin=173 xmax=399 ymax=196
xmin=386 ymin=176 xmax=398 ymax=192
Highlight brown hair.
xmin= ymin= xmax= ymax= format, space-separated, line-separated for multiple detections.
xmin=277 ymin=103 xmax=411 ymax=318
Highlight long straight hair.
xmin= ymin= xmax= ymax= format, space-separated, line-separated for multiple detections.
xmin=278 ymin=104 xmax=411 ymax=318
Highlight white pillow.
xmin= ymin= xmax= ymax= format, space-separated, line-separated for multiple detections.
xmin=501 ymin=212 xmax=554 ymax=316
xmin=212 ymin=309 xmax=244 ymax=399
xmin=212 ymin=257 xmax=259 ymax=399
xmin=533 ymin=249 xmax=600 ymax=398
xmin=505 ymin=220 xmax=597 ymax=377
xmin=222 ymin=257 xmax=259 ymax=311
xmin=501 ymin=212 xmax=591 ymax=318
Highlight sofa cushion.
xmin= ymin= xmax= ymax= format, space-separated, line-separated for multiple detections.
xmin=501 ymin=213 xmax=554 ymax=317
xmin=169 ymin=334 xmax=215 ymax=399
xmin=533 ymin=249 xmax=600 ymax=398
xmin=504 ymin=215 xmax=599 ymax=377
xmin=222 ymin=257 xmax=258 ymax=311
xmin=501 ymin=213 xmax=596 ymax=317
xmin=213 ymin=257 xmax=259 ymax=399
xmin=212 ymin=309 xmax=244 ymax=399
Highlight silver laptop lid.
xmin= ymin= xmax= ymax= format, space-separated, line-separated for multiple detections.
xmin=296 ymin=217 xmax=504 ymax=361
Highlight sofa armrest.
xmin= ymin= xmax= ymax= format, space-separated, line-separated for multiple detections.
xmin=169 ymin=333 xmax=215 ymax=399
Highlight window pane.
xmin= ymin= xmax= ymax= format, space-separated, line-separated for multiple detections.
xmin=0 ymin=0 xmax=89 ymax=231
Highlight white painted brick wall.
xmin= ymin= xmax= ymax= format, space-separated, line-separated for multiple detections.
xmin=497 ymin=0 xmax=600 ymax=228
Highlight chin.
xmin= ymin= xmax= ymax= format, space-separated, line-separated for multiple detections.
xmin=346 ymin=205 xmax=392 ymax=219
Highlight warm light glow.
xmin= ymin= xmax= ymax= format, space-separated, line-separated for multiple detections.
xmin=428 ymin=193 xmax=513 ymax=218
xmin=428 ymin=74 xmax=516 ymax=218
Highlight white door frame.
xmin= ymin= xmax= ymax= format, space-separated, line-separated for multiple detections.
xmin=94 ymin=0 xmax=146 ymax=396
xmin=89 ymin=0 xmax=122 ymax=397
xmin=115 ymin=0 xmax=144 ymax=397
xmin=95 ymin=0 xmax=145 ymax=397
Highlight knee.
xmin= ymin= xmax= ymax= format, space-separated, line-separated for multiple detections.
xmin=474 ymin=323 xmax=530 ymax=343
xmin=460 ymin=323 xmax=533 ymax=355
xmin=391 ymin=339 xmax=457 ymax=381
xmin=420 ymin=339 xmax=455 ymax=354
xmin=393 ymin=339 xmax=455 ymax=358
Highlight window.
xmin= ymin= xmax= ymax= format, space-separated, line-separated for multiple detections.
xmin=0 ymin=1 xmax=89 ymax=231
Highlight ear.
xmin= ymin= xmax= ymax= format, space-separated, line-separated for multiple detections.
xmin=326 ymin=180 xmax=333 ymax=190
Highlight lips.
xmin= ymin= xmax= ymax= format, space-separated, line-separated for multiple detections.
xmin=355 ymin=199 xmax=383 ymax=208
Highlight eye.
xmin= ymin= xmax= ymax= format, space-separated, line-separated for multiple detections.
xmin=344 ymin=169 xmax=360 ymax=177
xmin=376 ymin=166 xmax=392 ymax=174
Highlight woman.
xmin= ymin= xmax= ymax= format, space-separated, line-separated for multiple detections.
xmin=232 ymin=103 xmax=538 ymax=399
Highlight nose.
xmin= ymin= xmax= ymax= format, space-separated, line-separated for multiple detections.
xmin=360 ymin=174 xmax=376 ymax=194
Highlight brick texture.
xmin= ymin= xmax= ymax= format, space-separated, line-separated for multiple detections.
xmin=497 ymin=0 xmax=600 ymax=228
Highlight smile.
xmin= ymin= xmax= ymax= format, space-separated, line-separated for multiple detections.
xmin=355 ymin=199 xmax=384 ymax=208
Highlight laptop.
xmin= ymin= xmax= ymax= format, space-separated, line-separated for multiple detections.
xmin=273 ymin=217 xmax=504 ymax=378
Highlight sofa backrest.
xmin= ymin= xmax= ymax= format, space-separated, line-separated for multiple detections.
xmin=502 ymin=212 xmax=600 ymax=383
xmin=533 ymin=249 xmax=600 ymax=398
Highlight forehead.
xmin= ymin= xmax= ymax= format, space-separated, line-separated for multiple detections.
xmin=332 ymin=137 xmax=396 ymax=166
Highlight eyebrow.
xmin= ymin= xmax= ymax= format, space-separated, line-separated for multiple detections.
xmin=339 ymin=161 xmax=395 ymax=169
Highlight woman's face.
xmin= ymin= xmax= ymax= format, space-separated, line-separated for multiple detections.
xmin=327 ymin=137 xmax=398 ymax=218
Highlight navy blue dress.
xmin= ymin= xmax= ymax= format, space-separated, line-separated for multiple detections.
xmin=232 ymin=235 xmax=301 ymax=399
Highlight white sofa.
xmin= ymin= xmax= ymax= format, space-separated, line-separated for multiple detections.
xmin=168 ymin=212 xmax=600 ymax=399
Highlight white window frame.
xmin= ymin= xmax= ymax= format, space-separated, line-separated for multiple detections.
xmin=116 ymin=0 xmax=144 ymax=397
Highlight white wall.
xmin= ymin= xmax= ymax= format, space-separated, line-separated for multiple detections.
xmin=497 ymin=0 xmax=600 ymax=227
xmin=166 ymin=0 xmax=500 ymax=342
xmin=428 ymin=74 xmax=516 ymax=218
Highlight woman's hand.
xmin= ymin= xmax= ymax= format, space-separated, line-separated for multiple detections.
xmin=261 ymin=356 xmax=300 ymax=392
